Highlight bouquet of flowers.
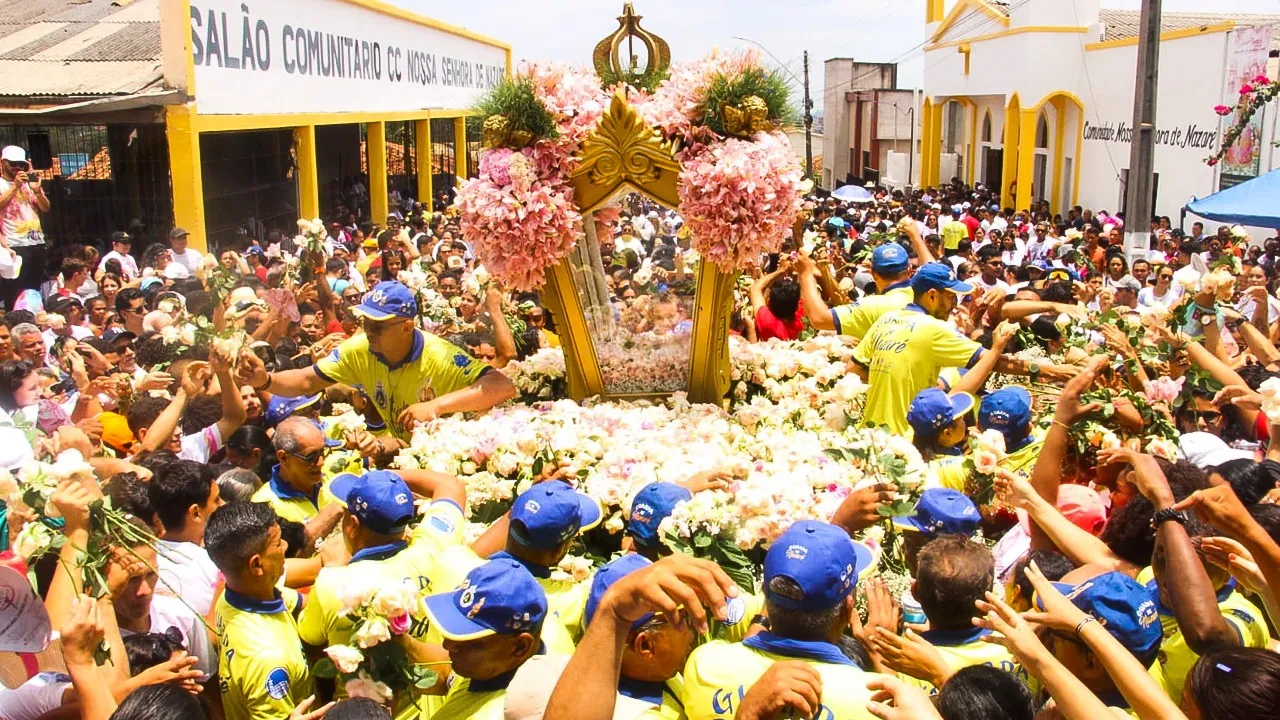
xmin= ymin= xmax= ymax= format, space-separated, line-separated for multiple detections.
xmin=824 ymin=427 xmax=928 ymax=518
xmin=311 ymin=578 xmax=438 ymax=705
xmin=962 ymin=429 xmax=1008 ymax=510
xmin=294 ymin=218 xmax=328 ymax=257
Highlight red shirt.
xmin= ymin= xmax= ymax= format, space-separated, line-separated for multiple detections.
xmin=755 ymin=305 xmax=804 ymax=341
xmin=962 ymin=214 xmax=981 ymax=239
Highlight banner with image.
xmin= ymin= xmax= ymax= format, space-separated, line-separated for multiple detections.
xmin=1218 ymin=25 xmax=1270 ymax=189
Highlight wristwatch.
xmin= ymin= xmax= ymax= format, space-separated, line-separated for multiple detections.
xmin=1151 ymin=507 xmax=1189 ymax=528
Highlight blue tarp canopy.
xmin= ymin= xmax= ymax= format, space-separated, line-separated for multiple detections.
xmin=1185 ymin=169 xmax=1280 ymax=229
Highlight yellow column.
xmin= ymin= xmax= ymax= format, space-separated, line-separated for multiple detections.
xmin=165 ymin=105 xmax=206 ymax=252
xmin=1015 ymin=109 xmax=1037 ymax=212
xmin=920 ymin=99 xmax=936 ymax=187
xmin=453 ymin=116 xmax=468 ymax=180
xmin=415 ymin=119 xmax=433 ymax=205
xmin=967 ymin=102 xmax=978 ymax=185
xmin=1050 ymin=98 xmax=1067 ymax=214
xmin=927 ymin=102 xmax=944 ymax=187
xmin=1000 ymin=98 xmax=1020 ymax=209
xmin=367 ymin=121 xmax=388 ymax=223
xmin=295 ymin=125 xmax=319 ymax=220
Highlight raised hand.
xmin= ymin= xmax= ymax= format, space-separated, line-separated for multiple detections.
xmin=594 ymin=553 xmax=738 ymax=634
xmin=735 ymin=661 xmax=823 ymax=720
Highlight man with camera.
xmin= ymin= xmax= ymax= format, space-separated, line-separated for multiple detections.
xmin=0 ymin=145 xmax=50 ymax=309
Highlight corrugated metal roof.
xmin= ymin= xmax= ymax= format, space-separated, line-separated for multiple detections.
xmin=0 ymin=0 xmax=164 ymax=98
xmin=1098 ymin=9 xmax=1280 ymax=54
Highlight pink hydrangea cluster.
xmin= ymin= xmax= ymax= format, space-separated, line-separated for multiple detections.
xmin=678 ymin=131 xmax=806 ymax=272
xmin=456 ymin=175 xmax=583 ymax=292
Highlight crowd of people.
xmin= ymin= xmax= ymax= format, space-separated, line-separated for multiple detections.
xmin=0 ymin=134 xmax=1279 ymax=720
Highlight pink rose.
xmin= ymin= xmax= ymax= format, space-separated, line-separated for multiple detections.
xmin=388 ymin=613 xmax=411 ymax=636
xmin=1240 ymin=83 xmax=1255 ymax=95
xmin=1213 ymin=105 xmax=1232 ymax=116
xmin=1253 ymin=74 xmax=1272 ymax=85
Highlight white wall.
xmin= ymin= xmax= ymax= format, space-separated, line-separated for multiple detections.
xmin=1076 ymin=32 xmax=1229 ymax=220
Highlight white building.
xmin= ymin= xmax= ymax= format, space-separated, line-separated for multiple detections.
xmin=821 ymin=60 xmax=922 ymax=190
xmin=921 ymin=0 xmax=1279 ymax=222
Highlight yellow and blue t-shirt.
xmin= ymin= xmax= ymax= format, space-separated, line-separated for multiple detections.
xmin=298 ymin=499 xmax=467 ymax=719
xmin=251 ymin=466 xmax=338 ymax=525
xmin=215 ymin=588 xmax=312 ymax=720
xmin=905 ymin=627 xmax=1026 ymax=695
xmin=1137 ymin=569 xmax=1270 ymax=703
xmin=428 ymin=675 xmax=508 ymax=720
xmin=313 ymin=330 xmax=489 ymax=441
xmin=620 ymin=676 xmax=686 ymax=719
xmin=681 ymin=632 xmax=885 ymax=720
xmin=853 ymin=304 xmax=984 ymax=434
xmin=926 ymin=453 xmax=968 ymax=491
xmin=830 ymin=283 xmax=913 ymax=340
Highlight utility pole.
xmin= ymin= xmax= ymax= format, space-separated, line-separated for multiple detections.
xmin=803 ymin=50 xmax=814 ymax=180
xmin=1122 ymin=0 xmax=1162 ymax=262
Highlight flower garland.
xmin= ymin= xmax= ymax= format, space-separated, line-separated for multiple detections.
xmin=1207 ymin=76 xmax=1279 ymax=167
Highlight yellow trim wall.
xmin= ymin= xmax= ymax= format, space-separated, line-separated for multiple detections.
xmin=929 ymin=0 xmax=1010 ymax=44
xmin=926 ymin=25 xmax=1088 ymax=52
xmin=1050 ymin=97 xmax=1066 ymax=213
xmin=1085 ymin=22 xmax=1234 ymax=51
xmin=165 ymin=105 xmax=206 ymax=250
xmin=367 ymin=121 xmax=389 ymax=223
xmin=415 ymin=119 xmax=433 ymax=204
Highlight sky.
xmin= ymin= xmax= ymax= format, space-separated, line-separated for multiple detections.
xmin=392 ymin=0 xmax=1280 ymax=111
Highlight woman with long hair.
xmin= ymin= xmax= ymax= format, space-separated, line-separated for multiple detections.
xmin=0 ymin=359 xmax=70 ymax=438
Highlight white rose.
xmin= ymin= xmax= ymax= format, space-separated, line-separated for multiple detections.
xmin=370 ymin=583 xmax=417 ymax=618
xmin=973 ymin=450 xmax=1000 ymax=475
xmin=179 ymin=325 xmax=197 ymax=347
xmin=339 ymin=577 xmax=378 ymax=613
xmin=14 ymin=523 xmax=54 ymax=560
xmin=324 ymin=644 xmax=365 ymax=674
xmin=353 ymin=617 xmax=391 ymax=648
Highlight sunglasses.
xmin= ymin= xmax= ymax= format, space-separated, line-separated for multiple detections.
xmin=287 ymin=448 xmax=325 ymax=466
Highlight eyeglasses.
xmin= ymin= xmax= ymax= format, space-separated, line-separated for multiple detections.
xmin=361 ymin=319 xmax=402 ymax=335
xmin=287 ymin=448 xmax=325 ymax=466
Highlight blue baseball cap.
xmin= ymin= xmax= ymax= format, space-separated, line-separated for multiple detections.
xmin=871 ymin=243 xmax=910 ymax=274
xmin=264 ymin=394 xmax=322 ymax=428
xmin=979 ymin=387 xmax=1033 ymax=438
xmin=907 ymin=388 xmax=975 ymax=438
xmin=328 ymin=470 xmax=415 ymax=536
xmin=763 ymin=520 xmax=874 ymax=612
xmin=626 ymin=482 xmax=692 ymax=549
xmin=893 ymin=488 xmax=980 ymax=537
xmin=422 ymin=558 xmax=548 ymax=640
xmin=584 ymin=553 xmax=653 ymax=629
xmin=510 ymin=481 xmax=603 ymax=550
xmin=1038 ymin=572 xmax=1162 ymax=666
xmin=351 ymin=281 xmax=417 ymax=320
xmin=910 ymin=262 xmax=974 ymax=295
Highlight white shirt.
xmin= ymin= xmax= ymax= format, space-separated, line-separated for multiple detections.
xmin=172 ymin=246 xmax=203 ymax=274
xmin=0 ymin=673 xmax=70 ymax=720
xmin=971 ymin=275 xmax=1011 ymax=295
xmin=100 ymin=250 xmax=139 ymax=280
xmin=155 ymin=539 xmax=221 ymax=616
xmin=1139 ymin=285 xmax=1180 ymax=309
xmin=179 ymin=423 xmax=223 ymax=464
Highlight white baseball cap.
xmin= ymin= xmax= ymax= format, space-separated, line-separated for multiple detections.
xmin=163 ymin=262 xmax=190 ymax=280
xmin=1 ymin=146 xmax=26 ymax=163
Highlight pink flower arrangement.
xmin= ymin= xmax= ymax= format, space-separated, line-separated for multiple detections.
xmin=1240 ymin=83 xmax=1255 ymax=95
xmin=642 ymin=47 xmax=767 ymax=145
xmin=679 ymin=131 xmax=807 ymax=272
xmin=1213 ymin=104 xmax=1233 ymax=116
xmin=457 ymin=175 xmax=584 ymax=292
xmin=1252 ymin=74 xmax=1272 ymax=85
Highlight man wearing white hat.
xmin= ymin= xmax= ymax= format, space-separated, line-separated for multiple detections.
xmin=0 ymin=145 xmax=50 ymax=309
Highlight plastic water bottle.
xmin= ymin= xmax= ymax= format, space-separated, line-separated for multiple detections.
xmin=901 ymin=588 xmax=927 ymax=626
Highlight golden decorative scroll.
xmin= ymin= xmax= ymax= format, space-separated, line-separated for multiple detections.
xmin=722 ymin=95 xmax=773 ymax=138
xmin=571 ymin=91 xmax=681 ymax=213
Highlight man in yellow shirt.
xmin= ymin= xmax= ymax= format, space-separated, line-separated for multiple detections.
xmin=942 ymin=207 xmax=968 ymax=252
xmin=297 ymin=468 xmax=468 ymax=718
xmin=797 ymin=243 xmax=913 ymax=340
xmin=237 ymin=281 xmax=516 ymax=447
xmin=421 ymin=558 xmax=549 ymax=720
xmin=897 ymin=534 xmax=1025 ymax=694
xmin=206 ymin=501 xmax=312 ymax=720
xmin=852 ymin=263 xmax=985 ymax=434
xmin=680 ymin=521 xmax=884 ymax=720
xmin=252 ymin=417 xmax=344 ymax=548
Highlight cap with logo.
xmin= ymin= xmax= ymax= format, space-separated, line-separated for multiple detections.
xmin=510 ymin=480 xmax=603 ymax=550
xmin=352 ymin=281 xmax=417 ymax=320
xmin=906 ymin=388 xmax=975 ymax=438
xmin=871 ymin=243 xmax=910 ymax=274
xmin=893 ymin=488 xmax=980 ymax=537
xmin=626 ymin=482 xmax=692 ymax=549
xmin=978 ymin=386 xmax=1033 ymax=438
xmin=1037 ymin=571 xmax=1162 ymax=665
xmin=763 ymin=520 xmax=873 ymax=612
xmin=264 ymin=394 xmax=323 ymax=428
xmin=910 ymin=262 xmax=974 ymax=295
xmin=329 ymin=470 xmax=415 ymax=536
xmin=422 ymin=558 xmax=548 ymax=640
xmin=1113 ymin=275 xmax=1142 ymax=292
xmin=110 ymin=231 xmax=131 ymax=245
